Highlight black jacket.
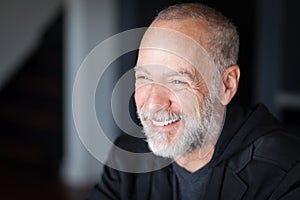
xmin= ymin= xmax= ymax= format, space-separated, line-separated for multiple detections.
xmin=88 ymin=104 xmax=300 ymax=199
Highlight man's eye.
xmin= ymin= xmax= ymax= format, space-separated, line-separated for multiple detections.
xmin=173 ymin=80 xmax=186 ymax=84
xmin=137 ymin=76 xmax=149 ymax=80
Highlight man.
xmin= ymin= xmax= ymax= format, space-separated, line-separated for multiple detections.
xmin=89 ymin=3 xmax=300 ymax=200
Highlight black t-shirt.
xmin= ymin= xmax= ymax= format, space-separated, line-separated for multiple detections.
xmin=172 ymin=162 xmax=211 ymax=200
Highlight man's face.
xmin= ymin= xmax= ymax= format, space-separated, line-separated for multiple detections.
xmin=134 ymin=20 xmax=222 ymax=158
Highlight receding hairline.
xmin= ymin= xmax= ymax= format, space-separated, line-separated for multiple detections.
xmin=149 ymin=19 xmax=211 ymax=49
xmin=150 ymin=3 xmax=235 ymax=53
xmin=153 ymin=3 xmax=230 ymax=28
xmin=151 ymin=2 xmax=240 ymax=70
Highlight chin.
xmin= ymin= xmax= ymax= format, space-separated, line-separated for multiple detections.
xmin=148 ymin=138 xmax=186 ymax=158
xmin=148 ymin=139 xmax=172 ymax=157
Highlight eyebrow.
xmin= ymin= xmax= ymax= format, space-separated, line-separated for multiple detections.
xmin=134 ymin=66 xmax=150 ymax=75
xmin=165 ymin=71 xmax=192 ymax=77
xmin=165 ymin=70 xmax=195 ymax=81
xmin=134 ymin=66 xmax=195 ymax=80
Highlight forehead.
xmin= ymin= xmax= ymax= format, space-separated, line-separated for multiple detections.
xmin=136 ymin=24 xmax=214 ymax=81
xmin=136 ymin=49 xmax=195 ymax=73
xmin=150 ymin=19 xmax=211 ymax=48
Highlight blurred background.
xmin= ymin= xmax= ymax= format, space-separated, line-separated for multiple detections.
xmin=0 ymin=0 xmax=299 ymax=199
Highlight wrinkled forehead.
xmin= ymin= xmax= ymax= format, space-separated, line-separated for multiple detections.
xmin=137 ymin=27 xmax=216 ymax=85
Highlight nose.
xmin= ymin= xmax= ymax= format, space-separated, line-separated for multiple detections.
xmin=143 ymin=84 xmax=172 ymax=111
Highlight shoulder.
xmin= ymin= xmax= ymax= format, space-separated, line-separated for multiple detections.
xmin=107 ymin=134 xmax=171 ymax=173
xmin=114 ymin=134 xmax=150 ymax=153
xmin=253 ymin=132 xmax=300 ymax=171
xmin=252 ymin=132 xmax=300 ymax=199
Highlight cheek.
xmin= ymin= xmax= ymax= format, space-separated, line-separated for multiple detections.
xmin=176 ymin=90 xmax=202 ymax=112
xmin=134 ymin=87 xmax=147 ymax=109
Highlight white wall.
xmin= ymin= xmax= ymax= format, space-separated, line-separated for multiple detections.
xmin=61 ymin=0 xmax=119 ymax=187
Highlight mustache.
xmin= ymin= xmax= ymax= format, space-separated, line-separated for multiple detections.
xmin=137 ymin=107 xmax=182 ymax=122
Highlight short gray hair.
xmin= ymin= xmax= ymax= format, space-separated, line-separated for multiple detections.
xmin=153 ymin=3 xmax=239 ymax=73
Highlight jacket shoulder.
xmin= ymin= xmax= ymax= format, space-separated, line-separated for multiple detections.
xmin=114 ymin=134 xmax=150 ymax=153
xmin=253 ymin=132 xmax=300 ymax=171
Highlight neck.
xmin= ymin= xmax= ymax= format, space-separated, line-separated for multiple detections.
xmin=174 ymin=136 xmax=218 ymax=173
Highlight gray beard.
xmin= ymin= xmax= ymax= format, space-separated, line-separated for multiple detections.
xmin=138 ymin=96 xmax=223 ymax=159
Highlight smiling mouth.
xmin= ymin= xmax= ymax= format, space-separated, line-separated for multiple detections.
xmin=151 ymin=117 xmax=181 ymax=127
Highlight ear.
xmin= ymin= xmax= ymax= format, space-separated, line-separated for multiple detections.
xmin=220 ymin=65 xmax=240 ymax=105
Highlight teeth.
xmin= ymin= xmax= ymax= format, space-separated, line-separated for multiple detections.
xmin=152 ymin=118 xmax=180 ymax=127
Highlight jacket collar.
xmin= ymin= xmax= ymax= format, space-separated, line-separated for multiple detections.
xmin=210 ymin=102 xmax=282 ymax=167
xmin=204 ymin=103 xmax=283 ymax=199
